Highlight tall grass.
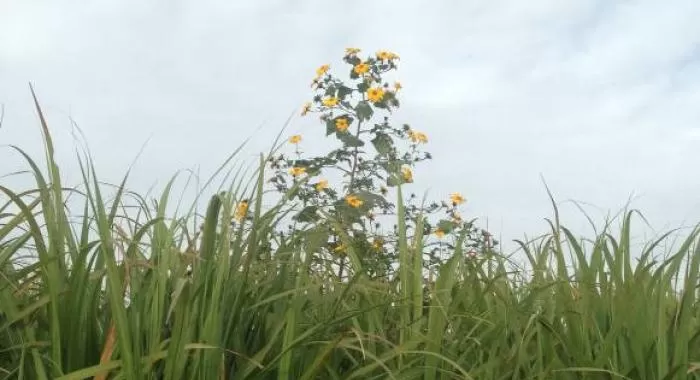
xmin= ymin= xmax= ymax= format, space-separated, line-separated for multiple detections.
xmin=1 ymin=92 xmax=700 ymax=379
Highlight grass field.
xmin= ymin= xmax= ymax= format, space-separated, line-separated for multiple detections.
xmin=2 ymin=73 xmax=700 ymax=379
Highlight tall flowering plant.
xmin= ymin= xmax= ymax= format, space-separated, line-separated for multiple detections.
xmin=250 ymin=49 xmax=495 ymax=278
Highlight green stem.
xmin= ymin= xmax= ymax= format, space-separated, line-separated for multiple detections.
xmin=347 ymin=120 xmax=363 ymax=194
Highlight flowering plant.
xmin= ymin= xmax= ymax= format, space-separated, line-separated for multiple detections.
xmin=245 ymin=49 xmax=496 ymax=278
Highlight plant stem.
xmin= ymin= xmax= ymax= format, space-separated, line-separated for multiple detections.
xmin=347 ymin=120 xmax=363 ymax=194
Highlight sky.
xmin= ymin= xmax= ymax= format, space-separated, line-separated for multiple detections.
xmin=2 ymin=0 xmax=700 ymax=254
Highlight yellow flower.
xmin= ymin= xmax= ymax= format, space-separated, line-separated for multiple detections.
xmin=394 ymin=81 xmax=402 ymax=91
xmin=367 ymin=87 xmax=385 ymax=103
xmin=376 ymin=50 xmax=399 ymax=61
xmin=372 ymin=237 xmax=384 ymax=251
xmin=322 ymin=97 xmax=339 ymax=107
xmin=288 ymin=134 xmax=302 ymax=144
xmin=335 ymin=118 xmax=349 ymax=132
xmin=301 ymin=102 xmax=312 ymax=116
xmin=316 ymin=64 xmax=330 ymax=78
xmin=289 ymin=167 xmax=307 ymax=177
xmin=450 ymin=193 xmax=465 ymax=206
xmin=408 ymin=130 xmax=428 ymax=144
xmin=345 ymin=47 xmax=361 ymax=55
xmin=333 ymin=243 xmax=346 ymax=254
xmin=353 ymin=63 xmax=370 ymax=75
xmin=234 ymin=200 xmax=248 ymax=222
xmin=315 ymin=179 xmax=329 ymax=191
xmin=401 ymin=166 xmax=413 ymax=183
xmin=345 ymin=194 xmax=363 ymax=208
xmin=434 ymin=228 xmax=446 ymax=239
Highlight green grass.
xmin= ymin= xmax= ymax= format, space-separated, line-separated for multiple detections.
xmin=1 ymin=91 xmax=700 ymax=379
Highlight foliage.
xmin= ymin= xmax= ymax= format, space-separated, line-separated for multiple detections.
xmin=0 ymin=54 xmax=699 ymax=380
xmin=266 ymin=48 xmax=494 ymax=280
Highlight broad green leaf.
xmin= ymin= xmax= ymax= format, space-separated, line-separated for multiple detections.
xmin=355 ymin=191 xmax=386 ymax=208
xmin=383 ymin=91 xmax=400 ymax=108
xmin=345 ymin=55 xmax=361 ymax=66
xmin=324 ymin=85 xmax=336 ymax=97
xmin=437 ymin=219 xmax=457 ymax=233
xmin=355 ymin=100 xmax=374 ymax=122
xmin=337 ymin=132 xmax=364 ymax=147
xmin=337 ymin=85 xmax=354 ymax=99
xmin=294 ymin=205 xmax=320 ymax=223
xmin=326 ymin=119 xmax=336 ymax=136
xmin=387 ymin=174 xmax=401 ymax=187
xmin=371 ymin=133 xmax=393 ymax=156
xmin=357 ymin=81 xmax=370 ymax=94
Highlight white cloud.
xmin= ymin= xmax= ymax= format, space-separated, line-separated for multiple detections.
xmin=1 ymin=0 xmax=699 ymax=252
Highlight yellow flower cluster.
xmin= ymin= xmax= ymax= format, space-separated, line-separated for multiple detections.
xmin=301 ymin=102 xmax=312 ymax=116
xmin=315 ymin=64 xmax=330 ymax=79
xmin=434 ymin=228 xmax=446 ymax=239
xmin=408 ymin=130 xmax=428 ymax=144
xmin=288 ymin=134 xmax=302 ymax=144
xmin=289 ymin=167 xmax=306 ymax=177
xmin=367 ymin=87 xmax=385 ymax=103
xmin=335 ymin=118 xmax=349 ymax=132
xmin=450 ymin=193 xmax=465 ymax=206
xmin=345 ymin=194 xmax=363 ymax=208
xmin=295 ymin=49 xmax=478 ymax=252
xmin=372 ymin=237 xmax=384 ymax=251
xmin=234 ymin=200 xmax=248 ymax=222
xmin=322 ymin=97 xmax=339 ymax=107
xmin=315 ymin=179 xmax=329 ymax=191
xmin=333 ymin=243 xmax=346 ymax=254
xmin=305 ymin=49 xmax=403 ymax=119
xmin=376 ymin=50 xmax=399 ymax=61
xmin=401 ymin=166 xmax=413 ymax=183
xmin=432 ymin=193 xmax=467 ymax=239
xmin=353 ymin=62 xmax=370 ymax=75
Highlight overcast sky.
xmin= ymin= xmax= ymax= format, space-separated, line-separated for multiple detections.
xmin=2 ymin=0 xmax=700 ymax=253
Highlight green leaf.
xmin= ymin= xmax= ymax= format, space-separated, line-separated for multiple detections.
xmin=337 ymin=85 xmax=353 ymax=99
xmin=337 ymin=132 xmax=364 ymax=147
xmin=371 ymin=133 xmax=393 ymax=156
xmin=357 ymin=81 xmax=370 ymax=94
xmin=324 ymin=86 xmax=336 ymax=97
xmin=387 ymin=174 xmax=401 ymax=187
xmin=287 ymin=186 xmax=300 ymax=199
xmin=325 ymin=119 xmax=336 ymax=136
xmin=294 ymin=206 xmax=320 ymax=223
xmin=328 ymin=116 xmax=354 ymax=137
xmin=346 ymin=56 xmax=361 ymax=66
xmin=303 ymin=226 xmax=330 ymax=254
xmin=334 ymin=200 xmax=364 ymax=224
xmin=355 ymin=191 xmax=385 ymax=208
xmin=437 ymin=219 xmax=457 ymax=233
xmin=389 ymin=98 xmax=400 ymax=108
xmin=383 ymin=91 xmax=400 ymax=108
xmin=386 ymin=162 xmax=411 ymax=187
xmin=355 ymin=101 xmax=373 ymax=122
xmin=305 ymin=166 xmax=322 ymax=177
